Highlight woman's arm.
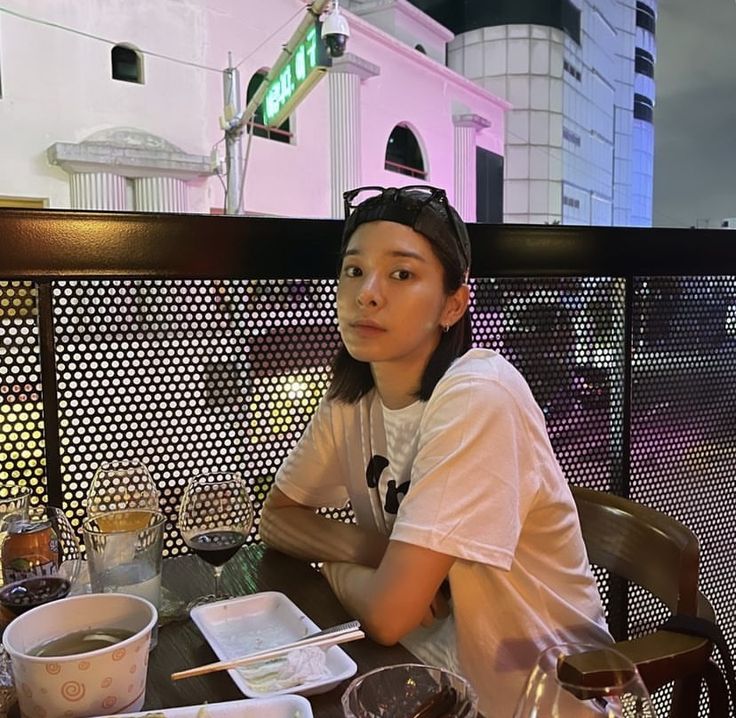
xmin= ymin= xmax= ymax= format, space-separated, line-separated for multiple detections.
xmin=321 ymin=539 xmax=455 ymax=645
xmin=260 ymin=486 xmax=389 ymax=568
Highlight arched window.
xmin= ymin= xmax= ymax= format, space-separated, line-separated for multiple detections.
xmin=111 ymin=45 xmax=142 ymax=83
xmin=246 ymin=71 xmax=292 ymax=144
xmin=385 ymin=124 xmax=426 ymax=179
xmin=415 ymin=44 xmax=427 ymax=54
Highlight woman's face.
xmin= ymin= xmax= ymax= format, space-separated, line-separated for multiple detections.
xmin=337 ymin=220 xmax=464 ymax=374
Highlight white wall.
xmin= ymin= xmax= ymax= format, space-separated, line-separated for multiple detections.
xmin=0 ymin=1 xmax=211 ymax=209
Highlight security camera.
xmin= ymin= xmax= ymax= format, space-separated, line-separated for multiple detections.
xmin=321 ymin=3 xmax=350 ymax=58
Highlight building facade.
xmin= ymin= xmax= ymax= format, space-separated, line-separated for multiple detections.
xmin=0 ymin=0 xmax=507 ymax=221
xmin=394 ymin=0 xmax=657 ymax=226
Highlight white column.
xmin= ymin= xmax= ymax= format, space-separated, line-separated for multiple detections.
xmin=452 ymin=114 xmax=492 ymax=223
xmin=328 ymin=54 xmax=380 ymax=219
xmin=69 ymin=172 xmax=127 ymax=210
xmin=134 ymin=177 xmax=188 ymax=212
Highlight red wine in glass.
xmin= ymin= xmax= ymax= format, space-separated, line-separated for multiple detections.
xmin=177 ymin=472 xmax=254 ymax=606
xmin=0 ymin=575 xmax=71 ymax=616
xmin=184 ymin=530 xmax=247 ymax=567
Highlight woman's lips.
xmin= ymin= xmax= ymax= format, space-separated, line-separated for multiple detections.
xmin=349 ymin=321 xmax=386 ymax=337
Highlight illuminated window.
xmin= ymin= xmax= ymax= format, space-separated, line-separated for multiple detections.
xmin=385 ymin=124 xmax=426 ymax=179
xmin=0 ymin=197 xmax=45 ymax=208
xmin=246 ymin=71 xmax=292 ymax=144
xmin=111 ymin=45 xmax=143 ymax=83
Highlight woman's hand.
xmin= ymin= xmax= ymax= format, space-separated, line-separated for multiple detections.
xmin=421 ymin=589 xmax=451 ymax=627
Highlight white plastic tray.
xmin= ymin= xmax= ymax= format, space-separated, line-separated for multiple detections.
xmin=190 ymin=592 xmax=357 ymax=698
xmin=92 ymin=695 xmax=313 ymax=718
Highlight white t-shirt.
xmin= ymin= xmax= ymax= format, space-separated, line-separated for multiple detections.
xmin=275 ymin=348 xmax=612 ymax=717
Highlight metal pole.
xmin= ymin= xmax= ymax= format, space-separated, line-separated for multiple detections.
xmin=37 ymin=281 xmax=63 ymax=508
xmin=223 ymin=53 xmax=243 ymax=215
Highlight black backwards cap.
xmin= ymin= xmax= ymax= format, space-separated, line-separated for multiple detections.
xmin=341 ymin=186 xmax=471 ymax=281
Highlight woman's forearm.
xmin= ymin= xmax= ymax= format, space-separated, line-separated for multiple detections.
xmin=260 ymin=500 xmax=388 ymax=567
xmin=321 ymin=561 xmax=394 ymax=642
xmin=322 ymin=540 xmax=455 ymax=645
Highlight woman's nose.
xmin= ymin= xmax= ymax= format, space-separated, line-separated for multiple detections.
xmin=356 ymin=274 xmax=382 ymax=308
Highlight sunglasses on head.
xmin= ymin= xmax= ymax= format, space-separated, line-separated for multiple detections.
xmin=342 ymin=185 xmax=470 ymax=274
xmin=343 ymin=185 xmax=447 ymax=215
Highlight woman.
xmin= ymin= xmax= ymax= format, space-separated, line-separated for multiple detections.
xmin=260 ymin=185 xmax=611 ymax=716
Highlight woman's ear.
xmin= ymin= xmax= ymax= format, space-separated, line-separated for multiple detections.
xmin=441 ymin=284 xmax=470 ymax=328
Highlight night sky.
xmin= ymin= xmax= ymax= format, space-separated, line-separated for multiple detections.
xmin=654 ymin=0 xmax=736 ymax=228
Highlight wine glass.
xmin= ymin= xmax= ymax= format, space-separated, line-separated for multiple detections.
xmin=87 ymin=458 xmax=160 ymax=530
xmin=177 ymin=472 xmax=254 ymax=605
xmin=513 ymin=642 xmax=656 ymax=718
xmin=0 ymin=505 xmax=82 ymax=616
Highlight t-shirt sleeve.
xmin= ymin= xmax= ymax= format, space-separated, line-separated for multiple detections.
xmin=389 ymin=371 xmax=542 ymax=570
xmin=274 ymin=397 xmax=350 ymax=508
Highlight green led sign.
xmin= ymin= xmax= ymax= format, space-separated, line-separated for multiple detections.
xmin=262 ymin=21 xmax=332 ymax=128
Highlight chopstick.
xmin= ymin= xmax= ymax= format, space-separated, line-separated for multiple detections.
xmin=170 ymin=622 xmax=365 ymax=681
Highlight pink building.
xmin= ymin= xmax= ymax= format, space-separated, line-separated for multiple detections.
xmin=0 ymin=1 xmax=508 ymax=221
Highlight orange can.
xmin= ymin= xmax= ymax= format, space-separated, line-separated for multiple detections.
xmin=1 ymin=519 xmax=59 ymax=585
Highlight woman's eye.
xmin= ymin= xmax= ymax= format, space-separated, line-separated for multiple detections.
xmin=391 ymin=269 xmax=412 ymax=280
xmin=343 ymin=265 xmax=362 ymax=278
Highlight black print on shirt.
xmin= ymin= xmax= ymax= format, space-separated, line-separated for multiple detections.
xmin=366 ymin=454 xmax=389 ymax=489
xmin=384 ymin=479 xmax=411 ymax=514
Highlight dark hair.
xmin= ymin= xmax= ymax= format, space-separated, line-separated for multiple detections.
xmin=326 ymin=187 xmax=472 ymax=404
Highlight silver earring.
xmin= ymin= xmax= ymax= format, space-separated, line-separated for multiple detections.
xmin=442 ymin=324 xmax=450 ymax=333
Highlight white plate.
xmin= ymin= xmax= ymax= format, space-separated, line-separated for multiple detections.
xmin=190 ymin=592 xmax=357 ymax=698
xmin=92 ymin=695 xmax=313 ymax=718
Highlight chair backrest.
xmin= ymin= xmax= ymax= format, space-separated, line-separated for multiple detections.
xmin=571 ymin=485 xmax=700 ymax=616
xmin=570 ymin=487 xmax=732 ymax=716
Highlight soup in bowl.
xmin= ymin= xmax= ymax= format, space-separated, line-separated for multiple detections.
xmin=2 ymin=592 xmax=156 ymax=718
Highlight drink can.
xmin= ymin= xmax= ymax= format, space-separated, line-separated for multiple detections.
xmin=1 ymin=518 xmax=59 ymax=585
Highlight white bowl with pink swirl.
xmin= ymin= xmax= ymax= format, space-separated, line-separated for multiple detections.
xmin=2 ymin=592 xmax=156 ymax=718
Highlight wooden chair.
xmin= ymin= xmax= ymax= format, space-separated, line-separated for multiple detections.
xmin=570 ymin=485 xmax=729 ymax=717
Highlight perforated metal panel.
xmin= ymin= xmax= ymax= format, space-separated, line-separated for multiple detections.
xmin=2 ymin=268 xmax=733 ymax=716
xmin=472 ymin=277 xmax=626 ymax=489
xmin=0 ymin=281 xmax=45 ymax=502
xmin=51 ymin=276 xmax=632 ymax=602
xmin=49 ymin=279 xmax=342 ymax=555
xmin=630 ymin=276 xmax=736 ymax=714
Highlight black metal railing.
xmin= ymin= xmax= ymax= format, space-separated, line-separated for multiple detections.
xmin=2 ymin=208 xmax=736 ymax=714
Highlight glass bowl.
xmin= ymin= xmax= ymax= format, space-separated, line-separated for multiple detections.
xmin=342 ymin=663 xmax=478 ymax=718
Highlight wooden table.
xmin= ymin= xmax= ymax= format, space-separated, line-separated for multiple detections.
xmin=145 ymin=545 xmax=416 ymax=717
